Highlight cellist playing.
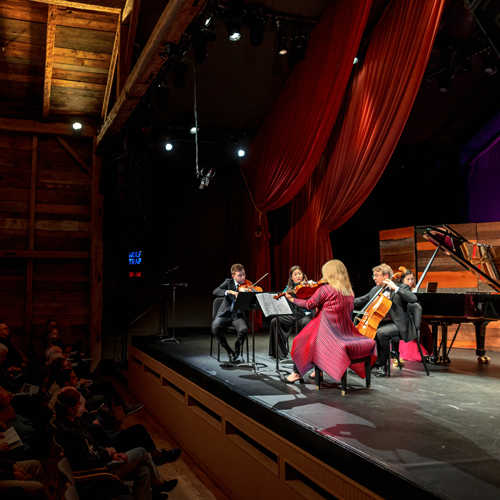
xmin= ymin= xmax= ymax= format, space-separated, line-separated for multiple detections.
xmin=354 ymin=263 xmax=417 ymax=377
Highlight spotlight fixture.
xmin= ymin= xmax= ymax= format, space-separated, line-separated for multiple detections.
xmin=238 ymin=149 xmax=245 ymax=157
xmin=72 ymin=122 xmax=82 ymax=130
xmin=165 ymin=142 xmax=173 ymax=151
xmin=172 ymin=59 xmax=189 ymax=90
xmin=276 ymin=19 xmax=287 ymax=55
xmin=288 ymin=28 xmax=309 ymax=67
xmin=190 ymin=127 xmax=198 ymax=134
xmin=226 ymin=20 xmax=241 ymax=41
xmin=438 ymin=68 xmax=454 ymax=93
xmin=205 ymin=15 xmax=213 ymax=27
xmin=483 ymin=50 xmax=498 ymax=75
xmin=353 ymin=57 xmax=359 ymax=65
xmin=248 ymin=6 xmax=267 ymax=47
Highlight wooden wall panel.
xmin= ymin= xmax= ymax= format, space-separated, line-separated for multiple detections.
xmin=380 ymin=224 xmax=500 ymax=352
xmin=0 ymin=127 xmax=99 ymax=360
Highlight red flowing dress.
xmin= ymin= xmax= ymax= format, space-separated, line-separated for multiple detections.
xmin=292 ymin=285 xmax=377 ymax=381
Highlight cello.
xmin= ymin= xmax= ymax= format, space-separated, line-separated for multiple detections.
xmin=354 ymin=266 xmax=406 ymax=339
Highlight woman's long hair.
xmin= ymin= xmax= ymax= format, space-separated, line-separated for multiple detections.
xmin=286 ymin=265 xmax=308 ymax=292
xmin=322 ymin=260 xmax=353 ymax=296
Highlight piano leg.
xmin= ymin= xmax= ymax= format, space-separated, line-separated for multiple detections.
xmin=474 ymin=321 xmax=491 ymax=364
xmin=430 ymin=324 xmax=440 ymax=364
xmin=441 ymin=324 xmax=450 ymax=363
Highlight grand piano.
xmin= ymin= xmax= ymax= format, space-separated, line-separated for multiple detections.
xmin=415 ymin=224 xmax=500 ymax=364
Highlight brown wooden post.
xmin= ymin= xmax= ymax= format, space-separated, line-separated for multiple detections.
xmin=90 ymin=145 xmax=103 ymax=372
xmin=25 ymin=135 xmax=38 ymax=349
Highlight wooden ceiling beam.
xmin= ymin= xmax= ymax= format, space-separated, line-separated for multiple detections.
xmin=42 ymin=4 xmax=58 ymax=120
xmin=56 ymin=136 xmax=93 ymax=176
xmin=0 ymin=117 xmax=95 ymax=137
xmin=96 ymin=0 xmax=206 ymax=150
xmin=101 ymin=25 xmax=120 ymax=120
xmin=117 ymin=0 xmax=140 ymax=96
xmin=29 ymin=0 xmax=123 ymax=14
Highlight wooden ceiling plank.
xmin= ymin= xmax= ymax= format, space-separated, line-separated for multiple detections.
xmin=28 ymin=0 xmax=123 ymax=15
xmin=54 ymin=55 xmax=110 ymax=70
xmin=42 ymin=4 xmax=58 ymax=120
xmin=56 ymin=136 xmax=92 ymax=176
xmin=56 ymin=13 xmax=118 ymax=32
xmin=96 ymin=0 xmax=206 ymax=148
xmin=101 ymin=25 xmax=120 ymax=121
xmin=0 ymin=73 xmax=45 ymax=85
xmin=54 ymin=47 xmax=112 ymax=62
xmin=52 ymin=78 xmax=106 ymax=91
xmin=0 ymin=117 xmax=95 ymax=137
xmin=0 ymin=5 xmax=47 ymax=23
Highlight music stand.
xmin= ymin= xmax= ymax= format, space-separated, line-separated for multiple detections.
xmin=227 ymin=291 xmax=265 ymax=372
xmin=160 ymin=283 xmax=187 ymax=343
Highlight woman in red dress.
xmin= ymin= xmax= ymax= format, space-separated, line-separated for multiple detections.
xmin=284 ymin=260 xmax=377 ymax=383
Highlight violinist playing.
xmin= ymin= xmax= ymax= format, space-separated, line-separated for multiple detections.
xmin=269 ymin=266 xmax=315 ymax=360
xmin=354 ymin=263 xmax=417 ymax=377
xmin=212 ymin=263 xmax=251 ymax=363
xmin=284 ymin=260 xmax=377 ymax=384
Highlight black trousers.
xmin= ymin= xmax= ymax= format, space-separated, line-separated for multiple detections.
xmin=269 ymin=311 xmax=312 ymax=359
xmin=87 ymin=380 xmax=125 ymax=408
xmin=375 ymin=322 xmax=401 ymax=366
xmin=111 ymin=424 xmax=156 ymax=453
xmin=211 ymin=312 xmax=248 ymax=347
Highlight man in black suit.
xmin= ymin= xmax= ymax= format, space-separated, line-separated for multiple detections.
xmin=354 ymin=263 xmax=417 ymax=377
xmin=212 ymin=263 xmax=250 ymax=362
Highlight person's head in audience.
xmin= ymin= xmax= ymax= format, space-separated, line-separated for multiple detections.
xmin=0 ymin=343 xmax=8 ymax=365
xmin=46 ymin=345 xmax=63 ymax=361
xmin=55 ymin=368 xmax=78 ymax=389
xmin=55 ymin=387 xmax=85 ymax=419
xmin=0 ymin=323 xmax=10 ymax=340
xmin=0 ymin=385 xmax=12 ymax=406
xmin=45 ymin=318 xmax=56 ymax=333
xmin=45 ymin=327 xmax=60 ymax=346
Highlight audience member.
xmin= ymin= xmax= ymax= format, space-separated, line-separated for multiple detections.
xmin=0 ymin=456 xmax=48 ymax=499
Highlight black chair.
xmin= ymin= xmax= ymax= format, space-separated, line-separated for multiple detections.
xmin=314 ymin=357 xmax=372 ymax=395
xmin=387 ymin=302 xmax=429 ymax=377
xmin=210 ymin=297 xmax=249 ymax=362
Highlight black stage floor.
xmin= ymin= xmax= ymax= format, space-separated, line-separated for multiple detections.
xmin=131 ymin=330 xmax=500 ymax=500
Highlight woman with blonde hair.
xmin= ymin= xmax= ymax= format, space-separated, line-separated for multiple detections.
xmin=284 ymin=260 xmax=377 ymax=384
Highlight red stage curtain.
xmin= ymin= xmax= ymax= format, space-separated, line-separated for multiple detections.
xmin=239 ymin=0 xmax=373 ymax=287
xmin=274 ymin=0 xmax=446 ymax=285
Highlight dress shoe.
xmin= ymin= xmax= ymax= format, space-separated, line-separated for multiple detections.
xmin=153 ymin=448 xmax=182 ymax=465
xmin=375 ymin=366 xmax=387 ymax=377
xmin=392 ymin=358 xmax=405 ymax=368
xmin=283 ymin=376 xmax=304 ymax=384
xmin=224 ymin=347 xmax=236 ymax=362
xmin=233 ymin=342 xmax=241 ymax=359
xmin=152 ymin=479 xmax=178 ymax=494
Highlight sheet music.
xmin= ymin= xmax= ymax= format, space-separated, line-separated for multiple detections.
xmin=256 ymin=293 xmax=292 ymax=317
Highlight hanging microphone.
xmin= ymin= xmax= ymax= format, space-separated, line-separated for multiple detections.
xmin=165 ymin=266 xmax=179 ymax=275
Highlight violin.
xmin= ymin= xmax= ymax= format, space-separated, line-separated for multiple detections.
xmin=238 ymin=273 xmax=268 ymax=293
xmin=354 ymin=266 xmax=406 ymax=339
xmin=273 ymin=278 xmax=328 ymax=300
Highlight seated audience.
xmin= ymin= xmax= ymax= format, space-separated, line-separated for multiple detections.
xmin=0 ymin=457 xmax=48 ymax=500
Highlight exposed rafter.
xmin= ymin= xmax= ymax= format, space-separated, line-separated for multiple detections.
xmin=42 ymin=4 xmax=58 ymax=120
xmin=29 ymin=0 xmax=123 ymax=14
xmin=101 ymin=25 xmax=120 ymax=120
xmin=96 ymin=0 xmax=207 ymax=149
xmin=0 ymin=117 xmax=95 ymax=137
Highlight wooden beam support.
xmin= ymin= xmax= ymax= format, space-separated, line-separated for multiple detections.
xmin=90 ymin=144 xmax=103 ymax=372
xmin=101 ymin=24 xmax=120 ymax=121
xmin=29 ymin=135 xmax=38 ymax=251
xmin=0 ymin=250 xmax=90 ymax=258
xmin=29 ymin=0 xmax=123 ymax=14
xmin=96 ymin=0 xmax=206 ymax=149
xmin=43 ymin=4 xmax=58 ymax=120
xmin=0 ymin=117 xmax=95 ymax=137
xmin=118 ymin=0 xmax=140 ymax=96
xmin=56 ymin=136 xmax=93 ymax=176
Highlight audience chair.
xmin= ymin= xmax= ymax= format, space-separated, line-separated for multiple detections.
xmin=64 ymin=485 xmax=79 ymax=500
xmin=210 ymin=297 xmax=249 ymax=362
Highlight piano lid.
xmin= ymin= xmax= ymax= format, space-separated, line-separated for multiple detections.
xmin=418 ymin=224 xmax=500 ymax=293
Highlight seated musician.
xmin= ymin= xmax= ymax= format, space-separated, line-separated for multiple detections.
xmin=269 ymin=266 xmax=315 ymax=360
xmin=212 ymin=264 xmax=250 ymax=362
xmin=354 ymin=263 xmax=417 ymax=377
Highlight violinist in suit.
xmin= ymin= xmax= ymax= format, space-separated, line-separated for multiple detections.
xmin=354 ymin=263 xmax=417 ymax=377
xmin=212 ymin=263 xmax=250 ymax=362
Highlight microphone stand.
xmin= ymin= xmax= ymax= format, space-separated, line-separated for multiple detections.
xmin=161 ymin=283 xmax=188 ymax=343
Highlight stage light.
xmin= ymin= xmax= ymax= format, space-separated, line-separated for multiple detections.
xmin=288 ymin=29 xmax=309 ymax=67
xmin=238 ymin=149 xmax=245 ymax=157
xmin=190 ymin=127 xmax=198 ymax=134
xmin=165 ymin=142 xmax=173 ymax=151
xmin=483 ymin=51 xmax=498 ymax=75
xmin=226 ymin=20 xmax=241 ymax=41
xmin=248 ymin=6 xmax=267 ymax=47
xmin=353 ymin=57 xmax=359 ymax=65
xmin=205 ymin=15 xmax=212 ymax=27
xmin=198 ymin=168 xmax=216 ymax=190
xmin=438 ymin=68 xmax=453 ymax=92
xmin=172 ymin=59 xmax=189 ymax=90
xmin=72 ymin=122 xmax=82 ymax=130
xmin=276 ymin=20 xmax=287 ymax=55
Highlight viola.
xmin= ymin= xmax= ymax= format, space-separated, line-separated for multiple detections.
xmin=294 ymin=278 xmax=329 ymax=300
xmin=354 ymin=266 xmax=406 ymax=339
xmin=238 ymin=273 xmax=268 ymax=293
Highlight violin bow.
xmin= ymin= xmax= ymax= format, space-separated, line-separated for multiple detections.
xmin=251 ymin=273 xmax=268 ymax=287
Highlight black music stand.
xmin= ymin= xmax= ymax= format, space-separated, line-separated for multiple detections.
xmin=257 ymin=293 xmax=293 ymax=379
xmin=225 ymin=291 xmax=265 ymax=372
xmin=159 ymin=283 xmax=187 ymax=344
